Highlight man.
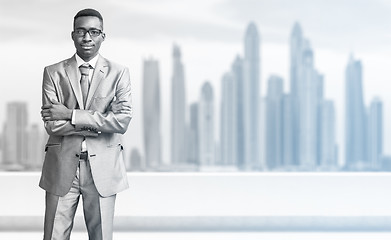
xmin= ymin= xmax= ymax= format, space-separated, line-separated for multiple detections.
xmin=40 ymin=8 xmax=132 ymax=240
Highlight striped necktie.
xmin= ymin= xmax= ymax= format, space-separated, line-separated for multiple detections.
xmin=79 ymin=63 xmax=91 ymax=108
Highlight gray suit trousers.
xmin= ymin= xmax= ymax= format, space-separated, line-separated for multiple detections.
xmin=43 ymin=159 xmax=116 ymax=240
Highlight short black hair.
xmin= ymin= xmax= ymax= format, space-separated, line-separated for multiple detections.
xmin=74 ymin=8 xmax=103 ymax=27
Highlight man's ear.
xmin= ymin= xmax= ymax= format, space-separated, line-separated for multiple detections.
xmin=71 ymin=31 xmax=75 ymax=40
xmin=101 ymin=33 xmax=106 ymax=41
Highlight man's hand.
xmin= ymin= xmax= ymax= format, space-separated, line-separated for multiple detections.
xmin=41 ymin=100 xmax=73 ymax=121
xmin=108 ymin=99 xmax=132 ymax=114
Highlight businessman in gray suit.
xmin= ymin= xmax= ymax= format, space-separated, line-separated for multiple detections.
xmin=40 ymin=8 xmax=132 ymax=240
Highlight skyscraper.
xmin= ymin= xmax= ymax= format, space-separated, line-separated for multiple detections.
xmin=282 ymin=94 xmax=294 ymax=168
xmin=199 ymin=82 xmax=215 ymax=166
xmin=26 ymin=124 xmax=46 ymax=170
xmin=2 ymin=102 xmax=28 ymax=170
xmin=320 ymin=100 xmax=338 ymax=169
xmin=345 ymin=55 xmax=367 ymax=169
xmin=243 ymin=22 xmax=260 ymax=170
xmin=129 ymin=148 xmax=143 ymax=172
xmin=290 ymin=23 xmax=324 ymax=170
xmin=298 ymin=41 xmax=318 ymax=169
xmin=171 ymin=44 xmax=187 ymax=166
xmin=220 ymin=72 xmax=237 ymax=166
xmin=368 ymin=98 xmax=383 ymax=170
xmin=231 ymin=55 xmax=245 ymax=170
xmin=289 ymin=22 xmax=303 ymax=166
xmin=266 ymin=75 xmax=284 ymax=170
xmin=142 ymin=58 xmax=161 ymax=170
xmin=187 ymin=103 xmax=199 ymax=166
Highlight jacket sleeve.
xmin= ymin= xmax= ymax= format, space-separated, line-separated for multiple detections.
xmin=42 ymin=67 xmax=98 ymax=137
xmin=72 ymin=67 xmax=132 ymax=134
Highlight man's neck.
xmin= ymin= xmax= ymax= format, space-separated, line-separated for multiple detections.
xmin=76 ymin=53 xmax=98 ymax=62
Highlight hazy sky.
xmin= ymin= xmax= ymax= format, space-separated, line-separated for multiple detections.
xmin=1 ymin=0 xmax=391 ymax=163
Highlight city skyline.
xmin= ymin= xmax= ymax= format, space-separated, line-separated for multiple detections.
xmin=1 ymin=20 xmax=390 ymax=171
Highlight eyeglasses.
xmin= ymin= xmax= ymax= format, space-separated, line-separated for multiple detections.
xmin=74 ymin=28 xmax=103 ymax=37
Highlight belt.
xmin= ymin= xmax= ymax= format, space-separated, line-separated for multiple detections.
xmin=78 ymin=151 xmax=88 ymax=161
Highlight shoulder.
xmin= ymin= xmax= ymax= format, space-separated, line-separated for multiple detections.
xmin=44 ymin=56 xmax=74 ymax=72
xmin=100 ymin=56 xmax=129 ymax=72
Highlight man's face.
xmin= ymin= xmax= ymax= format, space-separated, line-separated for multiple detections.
xmin=72 ymin=16 xmax=105 ymax=62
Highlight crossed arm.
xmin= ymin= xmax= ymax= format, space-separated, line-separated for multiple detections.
xmin=41 ymin=67 xmax=132 ymax=136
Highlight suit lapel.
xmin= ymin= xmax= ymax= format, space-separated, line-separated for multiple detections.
xmin=86 ymin=56 xmax=107 ymax=109
xmin=64 ymin=56 xmax=84 ymax=109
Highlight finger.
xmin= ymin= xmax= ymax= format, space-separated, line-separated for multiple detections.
xmin=41 ymin=104 xmax=52 ymax=109
xmin=51 ymin=99 xmax=60 ymax=104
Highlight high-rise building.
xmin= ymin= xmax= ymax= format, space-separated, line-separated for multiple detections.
xmin=187 ymin=103 xmax=199 ymax=166
xmin=282 ymin=94 xmax=294 ymax=168
xmin=220 ymin=72 xmax=237 ymax=166
xmin=26 ymin=124 xmax=46 ymax=170
xmin=199 ymin=82 xmax=215 ymax=166
xmin=231 ymin=55 xmax=245 ymax=170
xmin=2 ymin=102 xmax=28 ymax=170
xmin=243 ymin=22 xmax=261 ymax=171
xmin=266 ymin=75 xmax=284 ymax=170
xmin=320 ymin=100 xmax=338 ymax=169
xmin=129 ymin=148 xmax=143 ymax=172
xmin=298 ymin=41 xmax=319 ymax=169
xmin=315 ymin=72 xmax=324 ymax=166
xmin=142 ymin=58 xmax=162 ymax=170
xmin=290 ymin=22 xmax=324 ymax=170
xmin=345 ymin=55 xmax=367 ymax=169
xmin=289 ymin=22 xmax=303 ymax=166
xmin=368 ymin=98 xmax=383 ymax=170
xmin=171 ymin=44 xmax=187 ymax=166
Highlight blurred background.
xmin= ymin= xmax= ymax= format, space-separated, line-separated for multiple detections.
xmin=1 ymin=0 xmax=391 ymax=172
xmin=1 ymin=0 xmax=391 ymax=238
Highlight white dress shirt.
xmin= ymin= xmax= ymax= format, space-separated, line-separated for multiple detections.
xmin=72 ymin=53 xmax=100 ymax=152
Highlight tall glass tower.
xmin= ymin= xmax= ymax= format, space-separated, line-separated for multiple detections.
xmin=220 ymin=72 xmax=237 ymax=166
xmin=368 ymin=98 xmax=383 ymax=170
xmin=2 ymin=102 xmax=28 ymax=170
xmin=243 ymin=22 xmax=260 ymax=170
xmin=231 ymin=55 xmax=245 ymax=170
xmin=142 ymin=59 xmax=161 ymax=170
xmin=199 ymin=82 xmax=215 ymax=166
xmin=289 ymin=22 xmax=303 ymax=166
xmin=171 ymin=44 xmax=187 ymax=166
xmin=345 ymin=55 xmax=367 ymax=169
xmin=266 ymin=75 xmax=284 ymax=170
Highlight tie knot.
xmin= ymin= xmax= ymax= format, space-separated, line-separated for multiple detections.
xmin=79 ymin=63 xmax=91 ymax=76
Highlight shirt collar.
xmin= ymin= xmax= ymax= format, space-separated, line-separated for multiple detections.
xmin=75 ymin=54 xmax=99 ymax=69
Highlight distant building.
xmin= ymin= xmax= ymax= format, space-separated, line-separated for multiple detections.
xmin=129 ymin=148 xmax=143 ymax=172
xmin=220 ymin=72 xmax=237 ymax=166
xmin=199 ymin=82 xmax=215 ymax=166
xmin=171 ymin=44 xmax=187 ymax=166
xmin=3 ymin=102 xmax=28 ymax=171
xmin=231 ymin=55 xmax=245 ymax=170
xmin=243 ymin=22 xmax=261 ymax=170
xmin=381 ymin=155 xmax=391 ymax=171
xmin=282 ymin=94 xmax=294 ymax=168
xmin=319 ymin=100 xmax=338 ymax=169
xmin=367 ymin=98 xmax=383 ymax=170
xmin=187 ymin=103 xmax=199 ymax=166
xmin=289 ymin=22 xmax=303 ymax=166
xmin=142 ymin=58 xmax=162 ymax=170
xmin=345 ymin=55 xmax=367 ymax=170
xmin=26 ymin=124 xmax=47 ymax=170
xmin=266 ymin=75 xmax=284 ymax=170
xmin=290 ymin=22 xmax=325 ymax=170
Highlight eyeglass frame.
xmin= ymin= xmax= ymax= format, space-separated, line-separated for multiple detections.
xmin=73 ymin=28 xmax=104 ymax=38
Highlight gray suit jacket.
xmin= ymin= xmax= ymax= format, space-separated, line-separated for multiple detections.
xmin=39 ymin=55 xmax=132 ymax=197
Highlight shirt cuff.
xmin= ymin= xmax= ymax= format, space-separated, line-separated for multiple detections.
xmin=71 ymin=110 xmax=76 ymax=125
